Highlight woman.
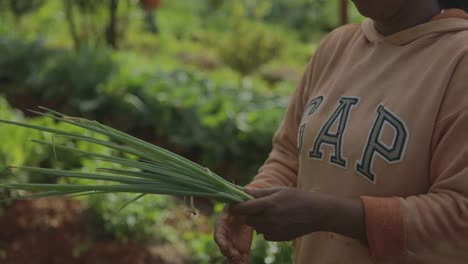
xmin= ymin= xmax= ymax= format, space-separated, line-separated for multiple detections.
xmin=215 ymin=0 xmax=468 ymax=263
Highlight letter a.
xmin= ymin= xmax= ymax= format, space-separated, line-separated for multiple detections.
xmin=309 ymin=97 xmax=359 ymax=168
xmin=356 ymin=105 xmax=409 ymax=183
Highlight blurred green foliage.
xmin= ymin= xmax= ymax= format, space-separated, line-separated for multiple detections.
xmin=0 ymin=0 xmax=46 ymax=17
xmin=0 ymin=97 xmax=84 ymax=181
xmin=0 ymin=0 xmax=365 ymax=263
xmin=219 ymin=20 xmax=283 ymax=76
xmin=0 ymin=37 xmax=115 ymax=114
xmin=85 ymin=193 xmax=177 ymax=244
xmin=1 ymin=35 xmax=287 ymax=184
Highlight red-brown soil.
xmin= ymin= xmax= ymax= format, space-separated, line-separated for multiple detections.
xmin=0 ymin=198 xmax=186 ymax=264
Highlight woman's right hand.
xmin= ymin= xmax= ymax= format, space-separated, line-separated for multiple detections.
xmin=214 ymin=205 xmax=254 ymax=264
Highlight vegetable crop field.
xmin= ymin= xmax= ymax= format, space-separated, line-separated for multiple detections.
xmin=0 ymin=1 xmax=363 ymax=263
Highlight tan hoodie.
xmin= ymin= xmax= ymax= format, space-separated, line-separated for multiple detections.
xmin=248 ymin=9 xmax=468 ymax=264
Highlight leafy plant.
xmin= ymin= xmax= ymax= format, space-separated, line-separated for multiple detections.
xmin=0 ymin=37 xmax=53 ymax=94
xmin=0 ymin=98 xmax=92 ymax=185
xmin=125 ymin=69 xmax=286 ymax=184
xmin=85 ymin=193 xmax=177 ymax=244
xmin=265 ymin=0 xmax=329 ymax=40
xmin=219 ymin=18 xmax=283 ymax=76
xmin=39 ymin=44 xmax=116 ymax=106
xmin=0 ymin=36 xmax=116 ymax=116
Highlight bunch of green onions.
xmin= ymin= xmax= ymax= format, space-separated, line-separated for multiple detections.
xmin=0 ymin=107 xmax=253 ymax=205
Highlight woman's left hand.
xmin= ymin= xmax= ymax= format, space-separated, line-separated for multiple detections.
xmin=229 ymin=187 xmax=329 ymax=241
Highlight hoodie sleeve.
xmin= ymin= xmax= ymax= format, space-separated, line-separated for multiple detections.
xmin=362 ymin=53 xmax=468 ymax=262
xmin=246 ymin=64 xmax=311 ymax=190
xmin=245 ymin=25 xmax=353 ymax=190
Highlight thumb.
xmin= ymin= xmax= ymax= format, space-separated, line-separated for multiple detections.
xmin=245 ymin=187 xmax=286 ymax=198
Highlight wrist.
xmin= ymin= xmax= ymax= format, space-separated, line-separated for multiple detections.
xmin=320 ymin=196 xmax=368 ymax=245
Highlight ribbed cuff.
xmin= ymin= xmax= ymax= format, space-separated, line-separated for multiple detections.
xmin=361 ymin=196 xmax=405 ymax=261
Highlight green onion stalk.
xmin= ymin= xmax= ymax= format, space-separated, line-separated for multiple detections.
xmin=0 ymin=107 xmax=253 ymax=206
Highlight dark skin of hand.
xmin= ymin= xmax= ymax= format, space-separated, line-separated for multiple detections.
xmin=214 ymin=1 xmax=443 ymax=263
xmin=214 ymin=187 xmax=367 ymax=264
xmin=214 ymin=206 xmax=253 ymax=263
xmin=231 ymin=188 xmax=368 ymax=243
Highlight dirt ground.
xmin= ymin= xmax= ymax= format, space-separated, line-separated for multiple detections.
xmin=0 ymin=197 xmax=187 ymax=264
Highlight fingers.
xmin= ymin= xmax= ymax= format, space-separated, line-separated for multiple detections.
xmin=215 ymin=226 xmax=242 ymax=264
xmin=244 ymin=187 xmax=285 ymax=198
xmin=244 ymin=184 xmax=260 ymax=191
xmin=229 ymin=198 xmax=269 ymax=216
xmin=228 ymin=254 xmax=248 ymax=264
xmin=214 ymin=207 xmax=236 ymax=254
xmin=227 ymin=247 xmax=242 ymax=264
xmin=214 ymin=212 xmax=231 ymax=256
xmin=214 ymin=207 xmax=251 ymax=263
xmin=230 ymin=187 xmax=285 ymax=216
xmin=227 ymin=249 xmax=249 ymax=264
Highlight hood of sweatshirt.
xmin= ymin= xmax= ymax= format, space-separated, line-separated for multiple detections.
xmin=362 ymin=9 xmax=468 ymax=45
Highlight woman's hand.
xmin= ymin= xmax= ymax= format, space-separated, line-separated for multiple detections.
xmin=214 ymin=205 xmax=254 ymax=264
xmin=229 ymin=187 xmax=322 ymax=241
xmin=230 ymin=187 xmax=368 ymax=243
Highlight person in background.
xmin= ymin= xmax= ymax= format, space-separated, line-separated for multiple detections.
xmin=215 ymin=0 xmax=468 ymax=263
xmin=140 ymin=0 xmax=162 ymax=34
